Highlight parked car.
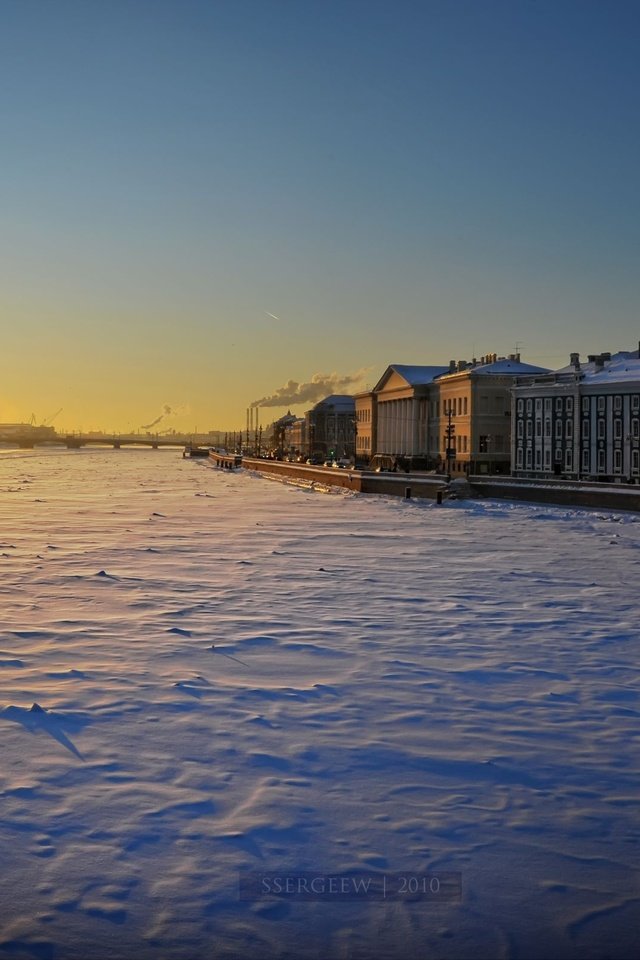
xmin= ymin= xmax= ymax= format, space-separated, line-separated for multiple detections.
xmin=306 ymin=456 xmax=322 ymax=465
xmin=332 ymin=458 xmax=351 ymax=469
xmin=369 ymin=454 xmax=396 ymax=472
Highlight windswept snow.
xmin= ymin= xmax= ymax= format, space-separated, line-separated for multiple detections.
xmin=0 ymin=448 xmax=638 ymax=960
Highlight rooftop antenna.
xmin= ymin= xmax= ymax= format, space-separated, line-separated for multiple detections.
xmin=514 ymin=340 xmax=523 ymax=356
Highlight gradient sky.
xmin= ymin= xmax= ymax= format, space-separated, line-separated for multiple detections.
xmin=2 ymin=0 xmax=639 ymax=432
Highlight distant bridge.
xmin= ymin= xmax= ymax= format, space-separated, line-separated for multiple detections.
xmin=0 ymin=433 xmax=193 ymax=450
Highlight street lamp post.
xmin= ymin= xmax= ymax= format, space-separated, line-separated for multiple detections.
xmin=445 ymin=406 xmax=456 ymax=478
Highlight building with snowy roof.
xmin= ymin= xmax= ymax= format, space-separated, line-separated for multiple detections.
xmin=353 ymin=364 xmax=449 ymax=467
xmin=428 ymin=354 xmax=550 ymax=476
xmin=354 ymin=355 xmax=551 ymax=474
xmin=511 ymin=348 xmax=640 ymax=481
xmin=305 ymin=394 xmax=356 ymax=460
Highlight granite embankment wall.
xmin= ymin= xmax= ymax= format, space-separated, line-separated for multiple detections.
xmin=208 ymin=453 xmax=447 ymax=499
xmin=470 ymin=477 xmax=640 ymax=512
xmin=207 ymin=452 xmax=640 ymax=511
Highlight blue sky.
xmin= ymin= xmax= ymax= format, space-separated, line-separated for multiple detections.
xmin=1 ymin=0 xmax=639 ymax=429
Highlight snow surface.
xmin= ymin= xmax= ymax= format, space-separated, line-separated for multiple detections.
xmin=0 ymin=448 xmax=638 ymax=960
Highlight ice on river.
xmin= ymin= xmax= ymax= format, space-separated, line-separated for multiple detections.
xmin=0 ymin=448 xmax=638 ymax=959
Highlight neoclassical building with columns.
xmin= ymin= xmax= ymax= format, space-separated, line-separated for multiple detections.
xmin=355 ymin=355 xmax=549 ymax=474
xmin=355 ymin=364 xmax=448 ymax=466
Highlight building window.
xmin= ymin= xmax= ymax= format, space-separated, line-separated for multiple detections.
xmin=479 ymin=435 xmax=489 ymax=453
xmin=535 ymin=419 xmax=542 ymax=437
xmin=555 ymin=397 xmax=563 ymax=414
xmin=633 ymin=418 xmax=639 ymax=439
xmin=614 ymin=449 xmax=622 ymax=473
xmin=544 ymin=398 xmax=552 ymax=415
xmin=598 ymin=449 xmax=606 ymax=472
xmin=582 ymin=397 xmax=590 ymax=415
xmin=565 ymin=448 xmax=572 ymax=470
xmin=517 ymin=420 xmax=524 ymax=439
xmin=516 ymin=448 xmax=523 ymax=469
xmin=633 ymin=450 xmax=639 ymax=475
xmin=535 ymin=449 xmax=542 ymax=469
xmin=525 ymin=448 xmax=532 ymax=469
xmin=566 ymin=397 xmax=573 ymax=414
xmin=597 ymin=396 xmax=605 ymax=414
xmin=544 ymin=449 xmax=551 ymax=469
xmin=545 ymin=418 xmax=551 ymax=437
xmin=526 ymin=399 xmax=533 ymax=416
xmin=535 ymin=398 xmax=542 ymax=415
xmin=597 ymin=419 xmax=605 ymax=440
xmin=614 ymin=419 xmax=623 ymax=440
xmin=632 ymin=395 xmax=640 ymax=413
xmin=566 ymin=419 xmax=573 ymax=439
xmin=517 ymin=398 xmax=524 ymax=415
xmin=526 ymin=420 xmax=533 ymax=439
xmin=463 ymin=397 xmax=468 ymax=415
xmin=582 ymin=449 xmax=590 ymax=472
xmin=555 ymin=447 xmax=562 ymax=462
xmin=555 ymin=419 xmax=563 ymax=440
xmin=614 ymin=395 xmax=622 ymax=413
xmin=582 ymin=419 xmax=590 ymax=440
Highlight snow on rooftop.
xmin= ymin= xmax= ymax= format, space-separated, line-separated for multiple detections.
xmin=529 ymin=350 xmax=640 ymax=385
xmin=471 ymin=358 xmax=551 ymax=375
xmin=582 ymin=351 xmax=640 ymax=383
xmin=0 ymin=447 xmax=637 ymax=958
xmin=312 ymin=393 xmax=355 ymax=409
xmin=388 ymin=364 xmax=450 ymax=385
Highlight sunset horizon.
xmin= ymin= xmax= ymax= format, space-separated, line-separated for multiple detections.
xmin=3 ymin=0 xmax=639 ymax=434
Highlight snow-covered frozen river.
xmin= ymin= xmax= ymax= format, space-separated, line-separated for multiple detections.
xmin=0 ymin=448 xmax=638 ymax=959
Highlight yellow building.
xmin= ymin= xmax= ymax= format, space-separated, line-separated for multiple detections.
xmin=429 ymin=354 xmax=549 ymax=475
xmin=354 ymin=390 xmax=376 ymax=465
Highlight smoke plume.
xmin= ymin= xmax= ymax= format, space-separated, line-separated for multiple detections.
xmin=251 ymin=369 xmax=369 ymax=409
xmin=140 ymin=404 xmax=189 ymax=430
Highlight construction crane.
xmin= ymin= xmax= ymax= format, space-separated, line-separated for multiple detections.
xmin=42 ymin=408 xmax=63 ymax=426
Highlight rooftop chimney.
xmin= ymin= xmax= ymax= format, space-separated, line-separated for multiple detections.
xmin=570 ymin=352 xmax=580 ymax=370
xmin=594 ymin=355 xmax=605 ymax=369
xmin=449 ymin=360 xmax=456 ymax=373
xmin=457 ymin=360 xmax=468 ymax=371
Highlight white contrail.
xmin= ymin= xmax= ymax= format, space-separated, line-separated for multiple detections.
xmin=265 ymin=312 xmax=281 ymax=322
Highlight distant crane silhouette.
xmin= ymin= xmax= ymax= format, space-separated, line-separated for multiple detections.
xmin=28 ymin=409 xmax=63 ymax=428
xmin=42 ymin=408 xmax=63 ymax=427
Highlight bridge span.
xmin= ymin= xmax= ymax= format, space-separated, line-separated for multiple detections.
xmin=0 ymin=434 xmax=190 ymax=450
